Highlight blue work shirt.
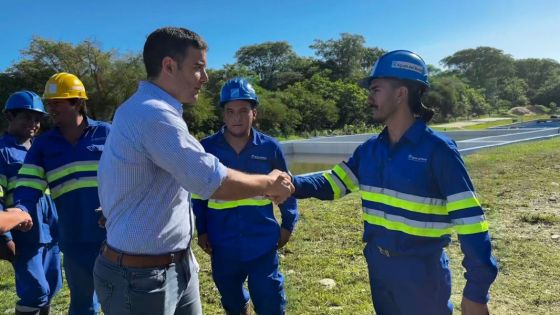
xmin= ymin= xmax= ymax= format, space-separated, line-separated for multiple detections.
xmin=13 ymin=118 xmax=110 ymax=248
xmin=293 ymin=119 xmax=497 ymax=303
xmin=193 ymin=127 xmax=298 ymax=261
xmin=0 ymin=133 xmax=57 ymax=244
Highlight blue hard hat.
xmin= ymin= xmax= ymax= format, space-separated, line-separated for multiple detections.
xmin=361 ymin=50 xmax=429 ymax=89
xmin=4 ymin=90 xmax=48 ymax=115
xmin=219 ymin=78 xmax=259 ymax=107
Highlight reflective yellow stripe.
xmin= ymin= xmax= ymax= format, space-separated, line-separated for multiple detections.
xmin=0 ymin=175 xmax=7 ymax=188
xmin=191 ymin=194 xmax=203 ymax=200
xmin=447 ymin=197 xmax=481 ymax=212
xmin=3 ymin=177 xmax=16 ymax=198
xmin=19 ymin=164 xmax=45 ymax=178
xmin=51 ymin=179 xmax=98 ymax=199
xmin=46 ymin=162 xmax=99 ymax=182
xmin=332 ymin=164 xmax=359 ymax=192
xmin=14 ymin=179 xmax=47 ymax=191
xmin=7 ymin=178 xmax=17 ymax=190
xmin=208 ymin=198 xmax=272 ymax=210
xmin=0 ymin=186 xmax=4 ymax=198
xmin=323 ymin=173 xmax=341 ymax=199
xmin=363 ymin=213 xmax=452 ymax=237
xmin=454 ymin=221 xmax=489 ymax=235
xmin=361 ymin=191 xmax=448 ymax=215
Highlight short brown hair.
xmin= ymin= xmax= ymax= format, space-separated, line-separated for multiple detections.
xmin=143 ymin=27 xmax=208 ymax=79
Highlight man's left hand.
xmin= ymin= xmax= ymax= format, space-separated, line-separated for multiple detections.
xmin=461 ymin=297 xmax=489 ymax=315
xmin=278 ymin=228 xmax=292 ymax=249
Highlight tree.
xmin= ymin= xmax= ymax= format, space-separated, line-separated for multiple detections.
xmin=256 ymin=90 xmax=299 ymax=136
xmin=310 ymin=33 xmax=385 ymax=82
xmin=1 ymin=37 xmax=145 ymax=122
xmin=235 ymin=41 xmax=296 ymax=89
xmin=463 ymin=87 xmax=490 ymax=116
xmin=441 ymin=47 xmax=516 ymax=102
xmin=281 ymin=76 xmax=339 ymax=132
xmin=534 ymin=75 xmax=560 ymax=108
xmin=424 ymin=75 xmax=471 ymax=121
xmin=515 ymin=58 xmax=560 ymax=101
xmin=498 ymin=77 xmax=529 ymax=107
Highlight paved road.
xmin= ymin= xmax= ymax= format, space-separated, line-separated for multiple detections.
xmin=283 ymin=120 xmax=560 ymax=156
xmin=457 ymin=127 xmax=560 ymax=155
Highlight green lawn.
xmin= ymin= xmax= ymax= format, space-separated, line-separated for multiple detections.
xmin=2 ymin=137 xmax=559 ymax=314
xmin=431 ymin=115 xmax=552 ymax=131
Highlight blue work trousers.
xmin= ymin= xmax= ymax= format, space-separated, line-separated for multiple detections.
xmin=363 ymin=241 xmax=453 ymax=315
xmin=13 ymin=243 xmax=62 ymax=311
xmin=62 ymin=243 xmax=102 ymax=315
xmin=93 ymin=250 xmax=202 ymax=315
xmin=211 ymin=249 xmax=286 ymax=315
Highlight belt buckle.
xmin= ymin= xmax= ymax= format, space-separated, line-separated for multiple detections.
xmin=377 ymin=246 xmax=391 ymax=257
xmin=170 ymin=252 xmax=176 ymax=264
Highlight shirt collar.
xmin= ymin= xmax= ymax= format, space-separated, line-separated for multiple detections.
xmin=51 ymin=116 xmax=96 ymax=137
xmin=138 ymin=81 xmax=183 ymax=113
xmin=85 ymin=117 xmax=98 ymax=128
xmin=2 ymin=133 xmax=20 ymax=146
xmin=377 ymin=119 xmax=426 ymax=145
xmin=1 ymin=133 xmax=34 ymax=150
xmin=402 ymin=119 xmax=427 ymax=144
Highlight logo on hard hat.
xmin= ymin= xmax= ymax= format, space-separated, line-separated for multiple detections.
xmin=48 ymin=84 xmax=57 ymax=94
xmin=391 ymin=61 xmax=424 ymax=74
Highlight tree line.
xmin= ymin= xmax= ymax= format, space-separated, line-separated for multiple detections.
xmin=1 ymin=34 xmax=559 ymax=138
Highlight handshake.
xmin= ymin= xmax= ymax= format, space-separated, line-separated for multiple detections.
xmin=264 ymin=169 xmax=294 ymax=205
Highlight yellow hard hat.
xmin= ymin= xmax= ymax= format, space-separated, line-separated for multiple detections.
xmin=43 ymin=72 xmax=88 ymax=100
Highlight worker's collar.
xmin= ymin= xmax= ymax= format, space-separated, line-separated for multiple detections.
xmin=379 ymin=119 xmax=427 ymax=145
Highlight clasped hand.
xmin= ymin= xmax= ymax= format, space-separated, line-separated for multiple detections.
xmin=264 ymin=169 xmax=294 ymax=204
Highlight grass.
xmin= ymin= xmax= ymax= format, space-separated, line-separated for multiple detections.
xmin=2 ymin=137 xmax=560 ymax=314
xmin=431 ymin=115 xmax=552 ymax=131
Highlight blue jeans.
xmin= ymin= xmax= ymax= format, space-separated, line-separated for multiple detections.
xmin=62 ymin=243 xmax=102 ymax=315
xmin=93 ymin=249 xmax=202 ymax=315
xmin=211 ymin=249 xmax=286 ymax=315
xmin=363 ymin=242 xmax=453 ymax=315
xmin=13 ymin=243 xmax=62 ymax=311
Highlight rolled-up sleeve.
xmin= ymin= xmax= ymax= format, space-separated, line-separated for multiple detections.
xmin=141 ymin=107 xmax=227 ymax=200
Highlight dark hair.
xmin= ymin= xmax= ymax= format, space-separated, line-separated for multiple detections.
xmin=4 ymin=109 xmax=26 ymax=120
xmin=389 ymin=79 xmax=434 ymax=123
xmin=143 ymin=27 xmax=208 ymax=79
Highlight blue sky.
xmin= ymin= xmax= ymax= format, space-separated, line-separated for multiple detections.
xmin=1 ymin=0 xmax=559 ymax=71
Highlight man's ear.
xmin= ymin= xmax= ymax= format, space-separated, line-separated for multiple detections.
xmin=161 ymin=56 xmax=176 ymax=76
xmin=396 ymin=86 xmax=409 ymax=104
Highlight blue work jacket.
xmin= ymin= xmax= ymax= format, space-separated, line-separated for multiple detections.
xmin=13 ymin=118 xmax=110 ymax=247
xmin=192 ymin=127 xmax=298 ymax=261
xmin=293 ymin=119 xmax=498 ymax=303
xmin=0 ymin=133 xmax=57 ymax=244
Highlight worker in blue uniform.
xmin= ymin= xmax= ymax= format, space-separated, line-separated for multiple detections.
xmin=192 ymin=78 xmax=298 ymax=315
xmin=8 ymin=73 xmax=110 ymax=315
xmin=1 ymin=91 xmax=62 ymax=315
xmin=291 ymin=50 xmax=498 ymax=315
